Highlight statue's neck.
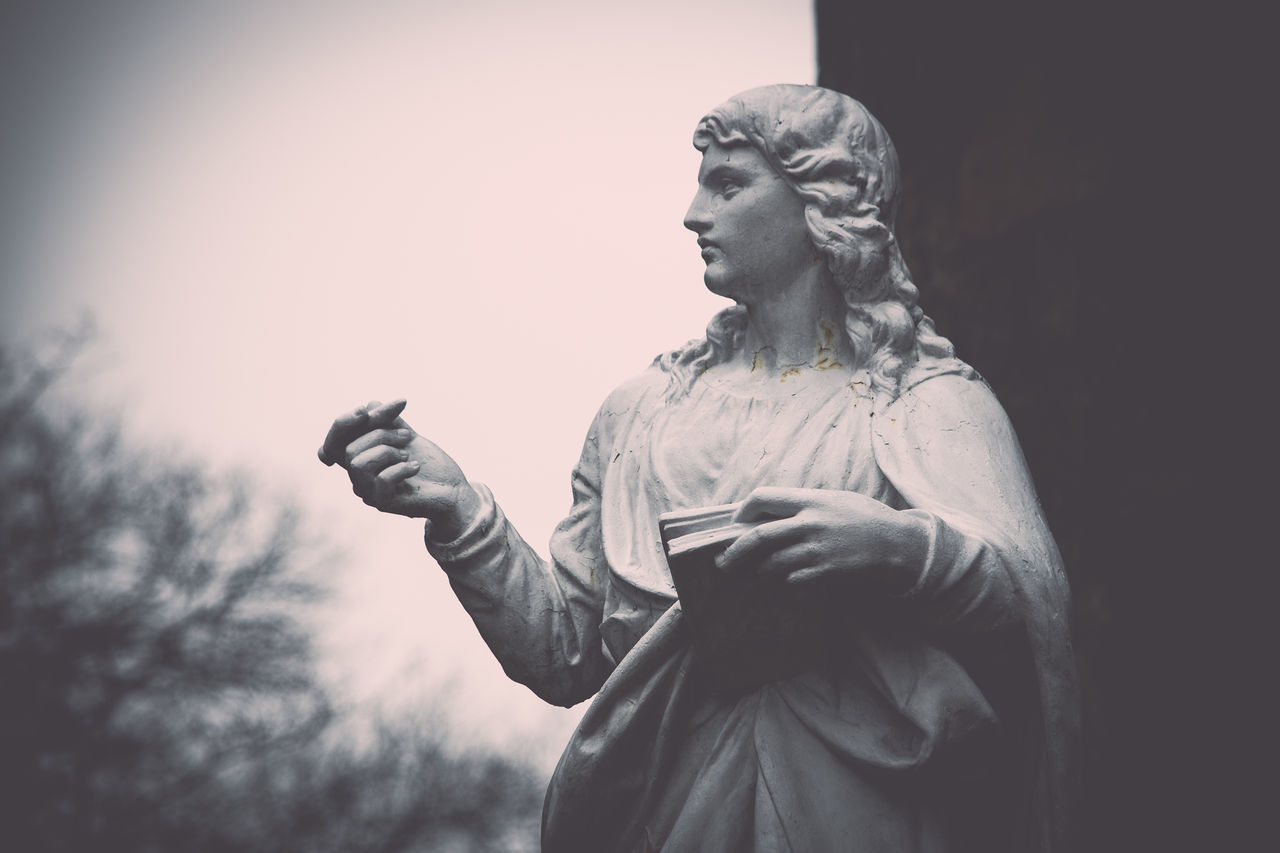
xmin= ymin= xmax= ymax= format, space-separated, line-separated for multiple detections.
xmin=736 ymin=271 xmax=852 ymax=373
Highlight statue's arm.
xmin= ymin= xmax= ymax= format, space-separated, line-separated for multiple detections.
xmin=425 ymin=417 xmax=613 ymax=708
xmin=871 ymin=373 xmax=1070 ymax=634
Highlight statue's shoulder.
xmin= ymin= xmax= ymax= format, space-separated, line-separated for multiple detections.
xmin=903 ymin=352 xmax=978 ymax=393
xmin=875 ymin=356 xmax=989 ymax=418
xmin=876 ymin=358 xmax=1019 ymax=440
xmin=595 ymin=362 xmax=670 ymax=424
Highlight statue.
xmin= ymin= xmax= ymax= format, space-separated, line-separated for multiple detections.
xmin=319 ymin=84 xmax=1079 ymax=852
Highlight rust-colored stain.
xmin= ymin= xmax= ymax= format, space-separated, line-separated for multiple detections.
xmin=780 ymin=367 xmax=802 ymax=381
xmin=818 ymin=320 xmax=837 ymax=348
xmin=751 ymin=351 xmax=763 ymax=372
xmin=814 ymin=320 xmax=842 ymax=369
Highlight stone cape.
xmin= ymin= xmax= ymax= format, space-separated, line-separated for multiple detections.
xmin=426 ymin=350 xmax=1077 ymax=852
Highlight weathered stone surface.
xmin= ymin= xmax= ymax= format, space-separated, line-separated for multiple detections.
xmin=322 ymin=84 xmax=1078 ymax=852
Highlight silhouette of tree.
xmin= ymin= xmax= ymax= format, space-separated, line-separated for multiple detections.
xmin=0 ymin=332 xmax=544 ymax=852
xmin=236 ymin=718 xmax=544 ymax=852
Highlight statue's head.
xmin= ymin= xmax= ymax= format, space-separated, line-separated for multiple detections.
xmin=694 ymin=84 xmax=901 ymax=224
xmin=677 ymin=84 xmax=954 ymax=393
xmin=693 ymin=85 xmax=906 ymax=309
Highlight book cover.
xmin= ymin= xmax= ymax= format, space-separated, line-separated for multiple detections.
xmin=658 ymin=503 xmax=837 ymax=692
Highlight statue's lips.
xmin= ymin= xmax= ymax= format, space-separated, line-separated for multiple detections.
xmin=698 ymin=240 xmax=720 ymax=260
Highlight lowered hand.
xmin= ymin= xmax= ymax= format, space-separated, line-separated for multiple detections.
xmin=714 ymin=486 xmax=929 ymax=592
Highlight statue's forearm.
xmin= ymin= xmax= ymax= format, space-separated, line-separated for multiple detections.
xmin=427 ymin=484 xmax=611 ymax=708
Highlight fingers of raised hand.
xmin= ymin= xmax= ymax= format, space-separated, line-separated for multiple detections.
xmin=349 ymin=444 xmax=413 ymax=478
xmin=319 ymin=404 xmax=373 ymax=465
xmin=347 ymin=446 xmax=407 ymax=501
xmin=342 ymin=428 xmax=414 ymax=466
xmin=364 ymin=399 xmax=408 ymax=428
xmin=318 ymin=399 xmax=409 ymax=465
xmin=374 ymin=461 xmax=422 ymax=499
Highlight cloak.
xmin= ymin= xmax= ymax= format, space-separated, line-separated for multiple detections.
xmin=427 ymin=356 xmax=1079 ymax=852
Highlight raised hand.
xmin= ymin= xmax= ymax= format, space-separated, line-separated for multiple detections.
xmin=318 ymin=399 xmax=480 ymax=541
xmin=714 ymin=486 xmax=929 ymax=591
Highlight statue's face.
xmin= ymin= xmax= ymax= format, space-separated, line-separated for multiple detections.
xmin=683 ymin=141 xmax=814 ymax=301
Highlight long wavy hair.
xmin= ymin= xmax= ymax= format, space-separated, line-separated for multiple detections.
xmin=658 ymin=84 xmax=958 ymax=398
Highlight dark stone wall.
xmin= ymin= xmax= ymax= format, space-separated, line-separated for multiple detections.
xmin=816 ymin=3 xmax=1262 ymax=849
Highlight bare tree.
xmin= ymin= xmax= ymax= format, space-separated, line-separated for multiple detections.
xmin=0 ymin=335 xmax=543 ymax=852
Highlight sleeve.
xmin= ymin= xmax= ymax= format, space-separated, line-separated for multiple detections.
xmin=424 ymin=413 xmax=613 ymax=708
xmin=874 ymin=372 xmax=1079 ymax=852
xmin=871 ymin=373 xmax=1072 ymax=636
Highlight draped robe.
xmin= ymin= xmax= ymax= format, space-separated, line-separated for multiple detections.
xmin=426 ymin=355 xmax=1078 ymax=852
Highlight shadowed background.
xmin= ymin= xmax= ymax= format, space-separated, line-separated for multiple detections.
xmin=817 ymin=2 xmax=1263 ymax=850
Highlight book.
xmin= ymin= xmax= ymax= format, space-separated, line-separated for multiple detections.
xmin=659 ymin=503 xmax=837 ymax=692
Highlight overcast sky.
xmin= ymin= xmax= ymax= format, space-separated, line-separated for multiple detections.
xmin=0 ymin=0 xmax=815 ymax=767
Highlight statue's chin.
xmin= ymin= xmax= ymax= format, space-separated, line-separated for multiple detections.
xmin=702 ymin=269 xmax=737 ymax=300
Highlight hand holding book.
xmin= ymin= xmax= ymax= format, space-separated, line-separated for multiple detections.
xmin=715 ymin=486 xmax=929 ymax=592
xmin=659 ymin=487 xmax=931 ymax=691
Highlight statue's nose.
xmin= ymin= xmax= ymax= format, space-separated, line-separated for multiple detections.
xmin=683 ymin=191 xmax=712 ymax=234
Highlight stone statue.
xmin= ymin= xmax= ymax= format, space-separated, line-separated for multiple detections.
xmin=319 ymin=84 xmax=1079 ymax=852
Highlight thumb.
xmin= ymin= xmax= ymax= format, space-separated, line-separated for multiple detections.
xmin=733 ymin=486 xmax=811 ymax=523
xmin=366 ymin=398 xmax=408 ymax=427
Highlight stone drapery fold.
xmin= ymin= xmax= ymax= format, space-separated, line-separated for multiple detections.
xmin=427 ymin=359 xmax=1077 ymax=852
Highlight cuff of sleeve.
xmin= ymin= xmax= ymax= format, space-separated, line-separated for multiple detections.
xmin=891 ymin=508 xmax=1019 ymax=631
xmin=893 ymin=508 xmax=942 ymax=598
xmin=425 ymin=483 xmax=499 ymax=565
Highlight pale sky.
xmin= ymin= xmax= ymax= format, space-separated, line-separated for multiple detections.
xmin=1 ymin=0 xmax=816 ymax=767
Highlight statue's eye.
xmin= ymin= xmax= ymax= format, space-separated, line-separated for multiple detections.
xmin=720 ymin=181 xmax=742 ymax=199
